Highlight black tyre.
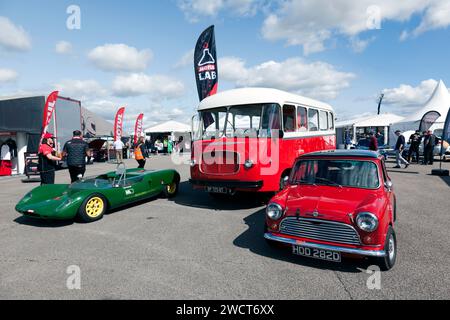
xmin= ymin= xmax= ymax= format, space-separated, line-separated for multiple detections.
xmin=372 ymin=226 xmax=397 ymax=271
xmin=77 ymin=194 xmax=107 ymax=223
xmin=163 ymin=175 xmax=180 ymax=198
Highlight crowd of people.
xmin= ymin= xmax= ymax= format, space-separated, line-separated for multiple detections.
xmin=38 ymin=130 xmax=187 ymax=185
xmin=393 ymin=129 xmax=437 ymax=169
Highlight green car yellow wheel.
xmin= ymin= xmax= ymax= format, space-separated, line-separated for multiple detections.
xmin=163 ymin=175 xmax=180 ymax=198
xmin=78 ymin=194 xmax=107 ymax=223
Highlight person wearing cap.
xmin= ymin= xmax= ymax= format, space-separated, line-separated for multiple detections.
xmin=407 ymin=130 xmax=422 ymax=164
xmin=368 ymin=131 xmax=378 ymax=151
xmin=423 ymin=130 xmax=436 ymax=165
xmin=394 ymin=130 xmax=409 ymax=169
xmin=38 ymin=133 xmax=62 ymax=185
xmin=62 ymin=130 xmax=89 ymax=183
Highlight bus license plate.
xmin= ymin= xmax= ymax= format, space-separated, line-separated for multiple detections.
xmin=206 ymin=186 xmax=230 ymax=194
xmin=292 ymin=245 xmax=341 ymax=262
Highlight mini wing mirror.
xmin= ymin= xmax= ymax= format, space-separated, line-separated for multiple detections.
xmin=283 ymin=176 xmax=290 ymax=188
xmin=384 ymin=180 xmax=393 ymax=191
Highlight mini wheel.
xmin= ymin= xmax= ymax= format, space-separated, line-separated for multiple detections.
xmin=372 ymin=226 xmax=397 ymax=271
xmin=77 ymin=194 xmax=107 ymax=223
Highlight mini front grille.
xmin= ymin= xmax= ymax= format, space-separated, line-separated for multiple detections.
xmin=279 ymin=217 xmax=361 ymax=246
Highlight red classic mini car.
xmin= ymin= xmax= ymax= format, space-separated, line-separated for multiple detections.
xmin=264 ymin=150 xmax=397 ymax=270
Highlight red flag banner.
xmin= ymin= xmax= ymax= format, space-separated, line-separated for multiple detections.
xmin=114 ymin=107 xmax=125 ymax=141
xmin=134 ymin=113 xmax=144 ymax=144
xmin=194 ymin=25 xmax=218 ymax=101
xmin=39 ymin=91 xmax=59 ymax=146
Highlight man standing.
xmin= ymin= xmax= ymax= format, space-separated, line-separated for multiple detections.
xmin=368 ymin=131 xmax=378 ymax=151
xmin=423 ymin=130 xmax=436 ymax=165
xmin=38 ymin=133 xmax=62 ymax=185
xmin=345 ymin=130 xmax=352 ymax=149
xmin=113 ymin=138 xmax=124 ymax=163
xmin=63 ymin=130 xmax=89 ymax=183
xmin=407 ymin=130 xmax=421 ymax=164
xmin=394 ymin=130 xmax=409 ymax=169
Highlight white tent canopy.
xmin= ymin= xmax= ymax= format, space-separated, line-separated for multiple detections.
xmin=390 ymin=80 xmax=450 ymax=145
xmin=336 ymin=113 xmax=404 ymax=128
xmin=144 ymin=120 xmax=191 ymax=133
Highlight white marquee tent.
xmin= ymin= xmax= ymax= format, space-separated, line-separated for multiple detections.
xmin=389 ymin=80 xmax=450 ymax=145
xmin=336 ymin=113 xmax=404 ymax=146
xmin=144 ymin=120 xmax=191 ymax=134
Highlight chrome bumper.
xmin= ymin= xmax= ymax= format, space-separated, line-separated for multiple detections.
xmin=264 ymin=233 xmax=386 ymax=258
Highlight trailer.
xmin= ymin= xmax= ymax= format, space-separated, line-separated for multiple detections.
xmin=0 ymin=95 xmax=82 ymax=177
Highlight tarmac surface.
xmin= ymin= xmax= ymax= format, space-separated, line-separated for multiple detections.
xmin=0 ymin=155 xmax=449 ymax=299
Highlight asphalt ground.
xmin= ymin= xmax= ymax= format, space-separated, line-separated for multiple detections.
xmin=0 ymin=155 xmax=449 ymax=299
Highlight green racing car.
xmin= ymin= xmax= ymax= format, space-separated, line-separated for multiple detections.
xmin=16 ymin=163 xmax=180 ymax=223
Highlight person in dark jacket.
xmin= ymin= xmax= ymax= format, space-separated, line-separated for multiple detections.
xmin=394 ymin=130 xmax=409 ymax=169
xmin=38 ymin=133 xmax=62 ymax=185
xmin=407 ymin=130 xmax=422 ymax=164
xmin=368 ymin=131 xmax=378 ymax=151
xmin=423 ymin=130 xmax=436 ymax=165
xmin=62 ymin=130 xmax=89 ymax=183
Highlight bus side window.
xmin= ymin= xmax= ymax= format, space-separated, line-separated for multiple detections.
xmin=308 ymin=108 xmax=319 ymax=132
xmin=297 ymin=106 xmax=308 ymax=132
xmin=283 ymin=105 xmax=296 ymax=132
xmin=328 ymin=112 xmax=334 ymax=130
xmin=319 ymin=110 xmax=328 ymax=131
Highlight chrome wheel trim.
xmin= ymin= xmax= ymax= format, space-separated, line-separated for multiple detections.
xmin=388 ymin=235 xmax=396 ymax=262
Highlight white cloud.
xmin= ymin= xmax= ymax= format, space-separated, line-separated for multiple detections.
xmin=0 ymin=16 xmax=31 ymax=51
xmin=409 ymin=0 xmax=450 ymax=38
xmin=382 ymin=79 xmax=441 ymax=107
xmin=178 ymin=0 xmax=258 ymax=21
xmin=349 ymin=36 xmax=376 ymax=53
xmin=53 ymin=79 xmax=107 ymax=100
xmin=174 ymin=49 xmax=194 ymax=68
xmin=219 ymin=56 xmax=355 ymax=100
xmin=88 ymin=44 xmax=152 ymax=72
xmin=262 ymin=0 xmax=450 ymax=55
xmin=84 ymin=99 xmax=117 ymax=121
xmin=112 ymin=73 xmax=185 ymax=98
xmin=0 ymin=68 xmax=18 ymax=83
xmin=55 ymin=41 xmax=73 ymax=54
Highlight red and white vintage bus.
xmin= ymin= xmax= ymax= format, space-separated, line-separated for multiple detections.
xmin=189 ymin=88 xmax=336 ymax=194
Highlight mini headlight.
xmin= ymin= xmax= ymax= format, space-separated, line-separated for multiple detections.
xmin=190 ymin=160 xmax=196 ymax=167
xmin=267 ymin=203 xmax=283 ymax=220
xmin=356 ymin=212 xmax=379 ymax=232
xmin=244 ymin=160 xmax=254 ymax=169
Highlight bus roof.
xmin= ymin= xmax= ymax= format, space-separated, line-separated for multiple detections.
xmin=198 ymin=87 xmax=333 ymax=111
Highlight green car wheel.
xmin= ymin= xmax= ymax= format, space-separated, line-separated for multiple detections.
xmin=78 ymin=194 xmax=107 ymax=223
xmin=163 ymin=176 xmax=180 ymax=198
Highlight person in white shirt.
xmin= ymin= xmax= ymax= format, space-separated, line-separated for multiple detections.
xmin=113 ymin=139 xmax=125 ymax=163
xmin=1 ymin=144 xmax=11 ymax=161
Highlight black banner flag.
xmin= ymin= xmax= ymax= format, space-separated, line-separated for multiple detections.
xmin=194 ymin=25 xmax=218 ymax=101
xmin=441 ymin=109 xmax=450 ymax=156
xmin=419 ymin=111 xmax=441 ymax=133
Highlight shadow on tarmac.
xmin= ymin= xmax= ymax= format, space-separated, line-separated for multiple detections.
xmin=173 ymin=181 xmax=272 ymax=211
xmin=14 ymin=216 xmax=74 ymax=228
xmin=233 ymin=209 xmax=372 ymax=273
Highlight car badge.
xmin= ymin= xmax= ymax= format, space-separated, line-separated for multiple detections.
xmin=312 ymin=210 xmax=319 ymax=217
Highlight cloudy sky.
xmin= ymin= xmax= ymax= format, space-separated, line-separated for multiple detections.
xmin=1 ymin=0 xmax=450 ymax=131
